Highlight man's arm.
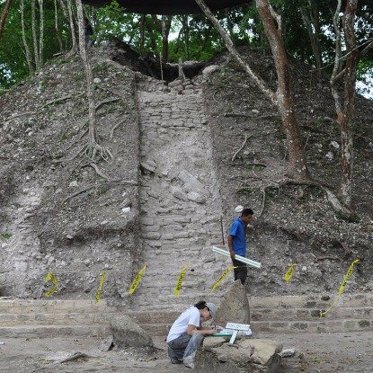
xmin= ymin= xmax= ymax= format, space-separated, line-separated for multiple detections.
xmin=187 ymin=324 xmax=216 ymax=336
xmin=227 ymin=235 xmax=235 ymax=259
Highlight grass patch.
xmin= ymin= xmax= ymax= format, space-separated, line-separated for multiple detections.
xmin=0 ymin=232 xmax=12 ymax=240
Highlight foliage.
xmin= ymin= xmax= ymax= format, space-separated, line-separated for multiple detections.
xmin=0 ymin=0 xmax=71 ymax=88
xmin=0 ymin=0 xmax=372 ymax=92
xmin=0 ymin=232 xmax=12 ymax=240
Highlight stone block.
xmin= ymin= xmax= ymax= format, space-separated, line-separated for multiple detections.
xmin=109 ymin=314 xmax=154 ymax=349
xmin=292 ymin=322 xmax=308 ymax=330
xmin=141 ymin=232 xmax=160 ymax=240
xmin=244 ymin=339 xmax=282 ymax=365
xmin=358 ymin=320 xmax=370 ymax=328
xmin=215 ymin=281 xmax=250 ymax=325
xmin=187 ymin=191 xmax=206 ymax=204
xmin=197 ymin=337 xmax=282 ymax=373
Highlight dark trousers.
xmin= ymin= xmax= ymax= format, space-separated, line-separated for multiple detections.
xmin=232 ymin=258 xmax=247 ymax=285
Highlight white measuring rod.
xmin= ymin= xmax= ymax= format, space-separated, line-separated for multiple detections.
xmin=212 ymin=246 xmax=262 ymax=269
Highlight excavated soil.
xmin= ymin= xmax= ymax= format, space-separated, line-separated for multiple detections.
xmin=0 ymin=331 xmax=372 ymax=372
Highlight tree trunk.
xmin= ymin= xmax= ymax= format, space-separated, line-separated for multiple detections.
xmin=20 ymin=0 xmax=35 ymax=74
xmin=139 ymin=14 xmax=145 ymax=55
xmin=67 ymin=0 xmax=78 ymax=52
xmin=31 ymin=0 xmax=40 ymax=70
xmin=75 ymin=0 xmax=112 ymax=162
xmin=330 ymin=0 xmax=359 ymax=207
xmin=57 ymin=0 xmax=69 ymax=50
xmin=75 ymin=0 xmax=96 ymax=147
xmin=54 ymin=0 xmax=63 ymax=52
xmin=161 ymin=16 xmax=172 ymax=63
xmin=182 ymin=15 xmax=190 ymax=60
xmin=38 ymin=0 xmax=44 ymax=66
xmin=195 ymin=0 xmax=310 ymax=181
xmin=195 ymin=0 xmax=275 ymax=101
xmin=0 ymin=0 xmax=13 ymax=38
xmin=256 ymin=0 xmax=310 ymax=180
xmin=300 ymin=2 xmax=322 ymax=79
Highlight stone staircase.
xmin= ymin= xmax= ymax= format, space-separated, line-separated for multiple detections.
xmin=0 ymin=298 xmax=112 ymax=338
xmin=1 ymin=293 xmax=372 ymax=338
xmin=134 ymin=76 xmax=228 ymax=309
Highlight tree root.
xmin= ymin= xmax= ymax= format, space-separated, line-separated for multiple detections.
xmin=43 ymin=95 xmax=73 ymax=107
xmin=62 ymin=179 xmax=138 ymax=204
xmin=249 ymin=178 xmax=357 ymax=221
xmin=62 ymin=184 xmax=96 ymax=204
xmin=53 ymin=144 xmax=86 ymax=164
xmin=110 ymin=120 xmax=124 ymax=140
xmin=84 ymin=141 xmax=113 ymax=162
xmin=89 ymin=163 xmax=110 ymax=180
xmin=95 ymin=97 xmax=120 ymax=111
xmin=258 ymin=186 xmax=268 ymax=218
xmin=232 ymin=134 xmax=252 ymax=161
xmin=5 ymin=111 xmax=36 ymax=125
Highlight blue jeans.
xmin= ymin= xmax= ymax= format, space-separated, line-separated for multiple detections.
xmin=167 ymin=332 xmax=204 ymax=362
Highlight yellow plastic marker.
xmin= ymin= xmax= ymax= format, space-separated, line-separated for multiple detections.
xmin=284 ymin=264 xmax=297 ymax=283
xmin=174 ymin=266 xmax=188 ymax=297
xmin=43 ymin=272 xmax=59 ymax=297
xmin=95 ymin=271 xmax=106 ymax=303
xmin=128 ymin=264 xmax=147 ymax=295
xmin=320 ymin=259 xmax=360 ymax=318
xmin=211 ymin=265 xmax=236 ymax=292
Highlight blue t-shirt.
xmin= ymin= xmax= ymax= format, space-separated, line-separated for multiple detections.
xmin=229 ymin=217 xmax=247 ymax=256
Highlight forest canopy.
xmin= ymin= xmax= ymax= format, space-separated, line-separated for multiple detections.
xmin=0 ymin=0 xmax=372 ymax=95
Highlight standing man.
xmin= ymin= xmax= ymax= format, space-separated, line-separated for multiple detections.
xmin=166 ymin=300 xmax=218 ymax=369
xmin=228 ymin=208 xmax=254 ymax=285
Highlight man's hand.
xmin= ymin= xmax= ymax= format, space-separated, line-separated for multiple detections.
xmin=206 ymin=328 xmax=217 ymax=335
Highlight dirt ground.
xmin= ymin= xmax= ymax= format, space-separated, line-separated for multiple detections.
xmin=0 ymin=331 xmax=372 ymax=373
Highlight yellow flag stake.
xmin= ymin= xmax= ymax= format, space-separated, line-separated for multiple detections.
xmin=174 ymin=267 xmax=188 ymax=297
xmin=211 ymin=265 xmax=236 ymax=292
xmin=284 ymin=264 xmax=297 ymax=283
xmin=43 ymin=272 xmax=59 ymax=298
xmin=95 ymin=271 xmax=106 ymax=303
xmin=320 ymin=259 xmax=360 ymax=318
xmin=128 ymin=264 xmax=147 ymax=295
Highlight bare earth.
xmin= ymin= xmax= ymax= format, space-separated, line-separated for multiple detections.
xmin=0 ymin=331 xmax=372 ymax=373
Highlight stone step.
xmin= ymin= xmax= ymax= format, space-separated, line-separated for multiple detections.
xmin=251 ymin=318 xmax=373 ymax=334
xmin=130 ymin=318 xmax=373 ymax=336
xmin=126 ymin=306 xmax=373 ymax=326
xmin=0 ymin=324 xmax=110 ymax=338
xmin=1 ymin=296 xmax=372 ymax=337
xmin=0 ymin=311 xmax=118 ymax=327
xmin=0 ymin=298 xmax=110 ymax=313
xmin=251 ymin=306 xmax=373 ymax=321
xmin=249 ymin=293 xmax=373 ymax=309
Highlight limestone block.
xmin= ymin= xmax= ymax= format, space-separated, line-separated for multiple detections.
xmin=170 ymin=186 xmax=188 ymax=201
xmin=245 ymin=339 xmax=283 ymax=365
xmin=141 ymin=217 xmax=154 ymax=226
xmin=141 ymin=161 xmax=156 ymax=173
xmin=213 ymin=343 xmax=252 ymax=364
xmin=203 ymin=337 xmax=227 ymax=350
xmin=109 ymin=314 xmax=154 ymax=349
xmin=178 ymin=170 xmax=204 ymax=193
xmin=215 ymin=281 xmax=250 ymax=325
xmin=197 ymin=338 xmax=282 ymax=373
xmin=187 ymin=191 xmax=206 ymax=204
